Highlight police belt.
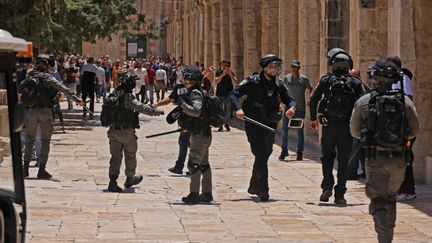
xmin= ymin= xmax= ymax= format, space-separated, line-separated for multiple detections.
xmin=110 ymin=125 xmax=132 ymax=130
xmin=376 ymin=150 xmax=404 ymax=158
xmin=25 ymin=105 xmax=52 ymax=109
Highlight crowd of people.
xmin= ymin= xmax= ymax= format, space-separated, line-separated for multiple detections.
xmin=19 ymin=48 xmax=420 ymax=242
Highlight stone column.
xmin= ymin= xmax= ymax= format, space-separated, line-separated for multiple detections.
xmin=175 ymin=7 xmax=183 ymax=60
xmin=194 ymin=8 xmax=200 ymax=64
xmin=189 ymin=10 xmax=195 ymax=64
xmin=204 ymin=0 xmax=213 ymax=67
xmin=388 ymin=0 xmax=416 ymax=69
xmin=243 ymin=0 xmax=261 ymax=78
xmin=298 ymin=0 xmax=320 ymax=83
xmin=413 ymin=0 xmax=432 ymax=184
xmin=279 ymin=0 xmax=299 ymax=75
xmin=182 ymin=14 xmax=190 ymax=64
xmin=349 ymin=0 xmax=388 ymax=80
xmin=261 ymin=1 xmax=279 ymax=56
xmin=211 ymin=0 xmax=221 ymax=68
xmin=220 ymin=0 xmax=230 ymax=61
xmin=228 ymin=0 xmax=244 ymax=80
xmin=198 ymin=4 xmax=205 ymax=64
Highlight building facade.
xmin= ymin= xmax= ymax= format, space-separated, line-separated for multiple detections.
xmin=165 ymin=0 xmax=432 ymax=184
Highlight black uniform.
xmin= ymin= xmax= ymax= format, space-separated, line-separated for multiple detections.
xmin=229 ymin=72 xmax=296 ymax=198
xmin=309 ymin=73 xmax=364 ymax=200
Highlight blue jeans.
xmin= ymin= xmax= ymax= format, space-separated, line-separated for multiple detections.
xmin=280 ymin=111 xmax=305 ymax=153
xmin=217 ymin=95 xmax=231 ymax=126
xmin=174 ymin=131 xmax=190 ymax=171
xmin=147 ymin=84 xmax=154 ymax=104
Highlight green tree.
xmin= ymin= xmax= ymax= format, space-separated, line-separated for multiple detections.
xmin=0 ymin=0 xmax=158 ymax=54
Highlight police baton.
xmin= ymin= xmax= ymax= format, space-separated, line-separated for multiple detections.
xmin=73 ymin=95 xmax=94 ymax=116
xmin=244 ymin=116 xmax=275 ymax=133
xmin=146 ymin=128 xmax=182 ymax=138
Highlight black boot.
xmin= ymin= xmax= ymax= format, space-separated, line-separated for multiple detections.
xmin=37 ymin=164 xmax=52 ymax=179
xmin=259 ymin=191 xmax=270 ymax=202
xmin=182 ymin=192 xmax=200 ymax=204
xmin=23 ymin=161 xmax=30 ymax=178
xmin=200 ymin=193 xmax=214 ymax=202
xmin=108 ymin=180 xmax=123 ymax=192
xmin=278 ymin=150 xmax=288 ymax=161
xmin=225 ymin=124 xmax=231 ymax=131
xmin=247 ymin=186 xmax=259 ymax=195
xmin=124 ymin=175 xmax=143 ymax=188
xmin=296 ymin=152 xmax=303 ymax=161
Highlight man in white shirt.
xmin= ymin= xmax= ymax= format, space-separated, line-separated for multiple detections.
xmin=155 ymin=64 xmax=168 ymax=101
xmin=95 ymin=60 xmax=106 ymax=103
xmin=134 ymin=62 xmax=149 ymax=103
xmin=175 ymin=62 xmax=184 ymax=85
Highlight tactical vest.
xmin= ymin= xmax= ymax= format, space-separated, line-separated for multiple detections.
xmin=100 ymin=91 xmax=139 ymax=128
xmin=242 ymin=74 xmax=282 ymax=124
xmin=178 ymin=88 xmax=211 ymax=136
xmin=25 ymin=71 xmax=57 ymax=108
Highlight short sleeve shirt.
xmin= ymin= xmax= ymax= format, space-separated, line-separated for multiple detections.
xmin=392 ymin=74 xmax=414 ymax=97
xmin=283 ymin=73 xmax=312 ymax=112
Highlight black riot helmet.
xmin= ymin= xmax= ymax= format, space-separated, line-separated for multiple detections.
xmin=118 ymin=70 xmax=139 ymax=92
xmin=182 ymin=65 xmax=203 ymax=87
xmin=327 ymin=48 xmax=353 ymax=76
xmin=259 ymin=54 xmax=282 ymax=69
xmin=34 ymin=54 xmax=50 ymax=72
xmin=367 ymin=59 xmax=400 ymax=84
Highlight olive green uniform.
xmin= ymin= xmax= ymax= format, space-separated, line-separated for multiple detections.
xmin=108 ymin=92 xmax=159 ymax=181
xmin=350 ymin=93 xmax=420 ymax=243
xmin=22 ymin=70 xmax=80 ymax=177
xmin=179 ymin=89 xmax=212 ymax=194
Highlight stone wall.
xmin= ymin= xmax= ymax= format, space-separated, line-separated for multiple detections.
xmin=166 ymin=0 xmax=432 ymax=183
xmin=79 ymin=1 xmax=432 ymax=183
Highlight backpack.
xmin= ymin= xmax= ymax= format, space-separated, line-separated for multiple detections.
xmin=203 ymin=92 xmax=225 ymax=128
xmin=100 ymin=93 xmax=121 ymax=127
xmin=19 ymin=74 xmax=42 ymax=107
xmin=100 ymin=91 xmax=139 ymax=128
xmin=366 ymin=90 xmax=407 ymax=148
xmin=323 ymin=75 xmax=356 ymax=118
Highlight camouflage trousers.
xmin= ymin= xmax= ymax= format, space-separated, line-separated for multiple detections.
xmin=23 ymin=107 xmax=53 ymax=166
xmin=366 ymin=152 xmax=406 ymax=243
xmin=107 ymin=128 xmax=138 ymax=180
xmin=187 ymin=133 xmax=212 ymax=193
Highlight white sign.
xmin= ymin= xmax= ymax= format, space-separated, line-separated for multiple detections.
xmin=128 ymin=43 xmax=138 ymax=56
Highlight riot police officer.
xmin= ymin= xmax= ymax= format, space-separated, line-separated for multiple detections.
xmin=229 ymin=54 xmax=296 ymax=202
xmin=104 ymin=71 xmax=164 ymax=192
xmin=174 ymin=65 xmax=213 ymax=204
xmin=20 ymin=55 xmax=83 ymax=179
xmin=350 ymin=59 xmax=419 ymax=242
xmin=309 ymin=48 xmax=364 ymax=204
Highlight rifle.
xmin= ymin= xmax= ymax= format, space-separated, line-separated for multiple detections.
xmin=244 ymin=116 xmax=275 ymax=133
xmin=146 ymin=128 xmax=182 ymax=138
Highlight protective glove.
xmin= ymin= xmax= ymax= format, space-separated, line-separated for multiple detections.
xmin=153 ymin=108 xmax=164 ymax=116
xmin=174 ymin=96 xmax=184 ymax=106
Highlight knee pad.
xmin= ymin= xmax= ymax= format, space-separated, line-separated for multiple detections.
xmin=187 ymin=161 xmax=200 ymax=175
xmin=200 ymin=164 xmax=210 ymax=173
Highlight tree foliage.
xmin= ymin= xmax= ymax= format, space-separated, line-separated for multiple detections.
xmin=0 ymin=0 xmax=158 ymax=54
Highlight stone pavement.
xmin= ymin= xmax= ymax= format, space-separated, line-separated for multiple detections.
xmin=24 ymin=101 xmax=432 ymax=243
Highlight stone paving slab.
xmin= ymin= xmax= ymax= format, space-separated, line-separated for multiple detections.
xmin=23 ymin=101 xmax=432 ymax=242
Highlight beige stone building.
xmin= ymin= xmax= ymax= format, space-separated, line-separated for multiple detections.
xmin=82 ymin=0 xmax=168 ymax=60
xmin=163 ymin=0 xmax=432 ymax=184
xmin=81 ymin=0 xmax=432 ymax=183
